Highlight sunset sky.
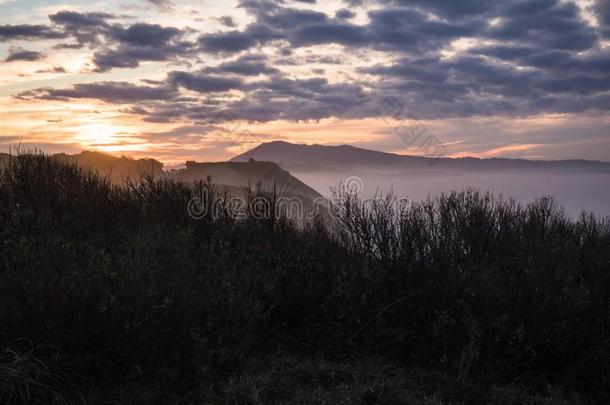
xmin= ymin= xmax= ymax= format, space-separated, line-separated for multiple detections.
xmin=1 ymin=0 xmax=609 ymax=164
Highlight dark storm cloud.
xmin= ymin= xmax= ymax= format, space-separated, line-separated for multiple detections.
xmin=218 ymin=16 xmax=237 ymax=28
xmin=17 ymin=82 xmax=178 ymax=103
xmin=199 ymin=2 xmax=474 ymax=53
xmin=335 ymin=9 xmax=356 ymax=19
xmin=361 ymin=48 xmax=610 ymax=116
xmin=150 ymin=79 xmax=364 ymax=123
xmin=594 ymin=0 xmax=610 ymax=38
xmin=199 ymin=30 xmax=257 ymax=53
xmin=446 ymin=56 xmax=538 ymax=89
xmin=368 ymin=55 xmax=538 ymax=97
xmin=291 ymin=22 xmax=367 ymax=46
xmin=2 ymin=11 xmax=192 ymax=71
xmin=214 ymin=0 xmax=599 ymax=56
xmin=49 ymin=11 xmax=114 ymax=27
xmin=92 ymin=41 xmax=193 ymax=71
xmin=199 ymin=24 xmax=280 ymax=53
xmin=92 ymin=23 xmax=194 ymax=71
xmin=470 ymin=45 xmax=546 ymax=62
xmin=204 ymin=54 xmax=279 ymax=76
xmin=538 ymin=76 xmax=610 ymax=95
xmin=45 ymin=16 xmax=195 ymax=71
xmin=78 ymin=73 xmax=370 ymax=123
xmin=380 ymin=0 xmax=600 ymax=52
xmin=258 ymin=7 xmax=327 ymax=29
xmin=4 ymin=47 xmax=44 ymax=62
xmin=201 ymin=1 xmax=335 ymax=52
xmin=361 ymin=57 xmax=449 ymax=83
xmin=110 ymin=23 xmax=182 ymax=47
xmin=168 ymin=71 xmax=244 ymax=92
xmin=470 ymin=46 xmax=610 ymax=74
xmin=365 ymin=8 xmax=475 ymax=51
xmin=381 ymin=0 xmax=500 ymax=18
xmin=531 ymin=93 xmax=610 ymax=115
xmin=486 ymin=0 xmax=597 ymax=51
xmin=0 ymin=24 xmax=65 ymax=41
xmin=211 ymin=76 xmax=367 ymax=122
xmin=49 ymin=11 xmax=114 ymax=47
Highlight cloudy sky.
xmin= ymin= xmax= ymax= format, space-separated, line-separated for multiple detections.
xmin=0 ymin=0 xmax=609 ymax=164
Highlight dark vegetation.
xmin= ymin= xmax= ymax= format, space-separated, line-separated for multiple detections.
xmin=1 ymin=153 xmax=609 ymax=404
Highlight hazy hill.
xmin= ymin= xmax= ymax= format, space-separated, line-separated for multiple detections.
xmin=57 ymin=151 xmax=164 ymax=183
xmin=232 ymin=141 xmax=610 ymax=173
xmin=170 ymin=160 xmax=324 ymax=221
xmin=0 ymin=151 xmax=163 ymax=183
xmin=171 ymin=159 xmax=321 ymax=202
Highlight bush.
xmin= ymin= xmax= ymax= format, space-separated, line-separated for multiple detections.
xmin=0 ymin=153 xmax=609 ymax=402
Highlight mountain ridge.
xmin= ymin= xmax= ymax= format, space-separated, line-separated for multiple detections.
xmin=231 ymin=141 xmax=610 ymax=173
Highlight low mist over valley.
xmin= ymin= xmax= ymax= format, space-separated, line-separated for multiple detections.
xmin=234 ymin=141 xmax=610 ymax=217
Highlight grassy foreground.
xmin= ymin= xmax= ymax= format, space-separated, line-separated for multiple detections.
xmin=0 ymin=154 xmax=609 ymax=404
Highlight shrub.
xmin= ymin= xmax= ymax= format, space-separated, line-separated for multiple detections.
xmin=0 ymin=153 xmax=609 ymax=402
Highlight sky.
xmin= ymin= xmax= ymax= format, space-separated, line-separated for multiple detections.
xmin=0 ymin=0 xmax=609 ymax=164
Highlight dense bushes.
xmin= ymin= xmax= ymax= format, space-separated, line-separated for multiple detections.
xmin=1 ymin=153 xmax=609 ymax=403
xmin=331 ymin=190 xmax=610 ymax=383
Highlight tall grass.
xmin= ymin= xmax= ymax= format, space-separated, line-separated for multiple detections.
xmin=0 ymin=342 xmax=81 ymax=404
xmin=0 ymin=153 xmax=609 ymax=402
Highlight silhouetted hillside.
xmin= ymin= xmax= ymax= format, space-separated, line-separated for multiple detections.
xmin=1 ymin=150 xmax=163 ymax=183
xmin=169 ymin=159 xmax=325 ymax=221
xmin=55 ymin=151 xmax=163 ymax=183
xmin=232 ymin=141 xmax=610 ymax=173
xmin=173 ymin=159 xmax=321 ymax=202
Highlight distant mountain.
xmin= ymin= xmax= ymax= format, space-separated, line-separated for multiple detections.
xmin=56 ymin=151 xmax=163 ymax=182
xmin=231 ymin=141 xmax=610 ymax=218
xmin=231 ymin=141 xmax=610 ymax=174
